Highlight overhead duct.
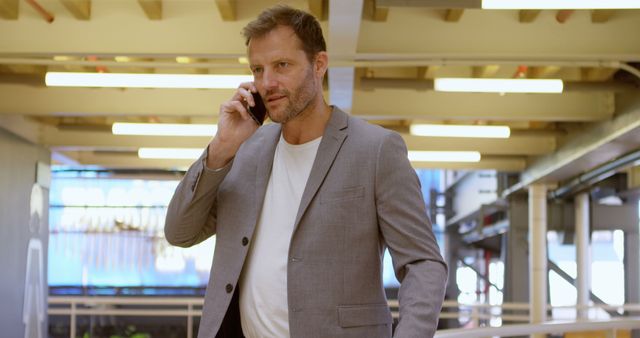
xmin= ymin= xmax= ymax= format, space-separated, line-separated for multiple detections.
xmin=548 ymin=148 xmax=640 ymax=199
xmin=502 ymin=93 xmax=640 ymax=198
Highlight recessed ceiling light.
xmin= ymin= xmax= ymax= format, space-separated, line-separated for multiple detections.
xmin=113 ymin=123 xmax=217 ymax=137
xmin=410 ymin=124 xmax=511 ymax=138
xmin=408 ymin=151 xmax=482 ymax=162
xmin=482 ymin=0 xmax=640 ymax=9
xmin=45 ymin=72 xmax=253 ymax=89
xmin=434 ymin=78 xmax=563 ymax=94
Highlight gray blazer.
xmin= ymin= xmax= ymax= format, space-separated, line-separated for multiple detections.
xmin=165 ymin=107 xmax=447 ymax=338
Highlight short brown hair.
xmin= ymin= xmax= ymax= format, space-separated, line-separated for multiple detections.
xmin=242 ymin=5 xmax=326 ymax=62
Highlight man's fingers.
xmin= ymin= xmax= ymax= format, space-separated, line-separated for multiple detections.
xmin=238 ymin=81 xmax=257 ymax=93
xmin=226 ymin=101 xmax=251 ymax=121
xmin=221 ymin=81 xmax=258 ymax=123
xmin=237 ymin=87 xmax=255 ymax=107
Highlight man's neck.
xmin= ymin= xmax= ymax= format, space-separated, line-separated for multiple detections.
xmin=281 ymin=99 xmax=332 ymax=145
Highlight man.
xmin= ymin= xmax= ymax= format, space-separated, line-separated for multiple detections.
xmin=165 ymin=5 xmax=447 ymax=338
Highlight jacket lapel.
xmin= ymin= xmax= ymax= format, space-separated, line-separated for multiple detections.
xmin=293 ymin=107 xmax=349 ymax=231
xmin=254 ymin=124 xmax=281 ymax=226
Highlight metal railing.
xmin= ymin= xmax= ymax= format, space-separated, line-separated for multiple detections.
xmin=434 ymin=317 xmax=640 ymax=338
xmin=48 ymin=296 xmax=204 ymax=338
xmin=49 ymin=297 xmax=640 ymax=338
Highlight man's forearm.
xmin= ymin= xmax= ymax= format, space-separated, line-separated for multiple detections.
xmin=394 ymin=260 xmax=448 ymax=338
xmin=165 ymin=150 xmax=231 ymax=247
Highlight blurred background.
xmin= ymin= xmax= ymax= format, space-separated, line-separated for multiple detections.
xmin=1 ymin=0 xmax=640 ymax=337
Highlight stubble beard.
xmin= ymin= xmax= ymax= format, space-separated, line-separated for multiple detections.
xmin=268 ymin=67 xmax=317 ymax=125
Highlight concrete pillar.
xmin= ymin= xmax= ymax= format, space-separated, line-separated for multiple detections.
xmin=626 ymin=169 xmax=640 ymax=338
xmin=528 ymin=184 xmax=547 ymax=338
xmin=624 ymin=224 xmax=640 ymax=338
xmin=443 ymin=226 xmax=461 ymax=329
xmin=575 ymin=193 xmax=591 ymax=319
xmin=503 ymin=195 xmax=530 ymax=304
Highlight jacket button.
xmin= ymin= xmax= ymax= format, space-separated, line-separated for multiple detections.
xmin=225 ymin=284 xmax=233 ymax=293
xmin=242 ymin=237 xmax=249 ymax=246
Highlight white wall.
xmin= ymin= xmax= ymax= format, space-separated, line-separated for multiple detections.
xmin=0 ymin=127 xmax=50 ymax=338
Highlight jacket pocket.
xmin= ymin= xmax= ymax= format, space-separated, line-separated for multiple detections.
xmin=337 ymin=303 xmax=392 ymax=328
xmin=320 ymin=186 xmax=365 ymax=204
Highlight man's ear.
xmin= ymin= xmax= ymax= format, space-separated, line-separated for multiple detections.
xmin=314 ymin=51 xmax=329 ymax=78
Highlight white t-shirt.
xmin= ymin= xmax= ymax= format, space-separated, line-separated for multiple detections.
xmin=239 ymin=134 xmax=322 ymax=338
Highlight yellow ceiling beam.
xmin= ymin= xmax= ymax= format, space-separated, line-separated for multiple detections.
xmin=412 ymin=156 xmax=526 ymax=172
xmin=445 ymin=9 xmax=464 ymax=22
xmin=215 ymin=0 xmax=236 ymax=21
xmin=402 ymin=133 xmax=555 ymax=156
xmin=64 ymin=150 xmax=528 ymax=172
xmin=580 ymin=67 xmax=618 ymax=82
xmin=417 ymin=66 xmax=439 ymax=79
xmin=138 ymin=0 xmax=162 ymax=20
xmin=353 ymin=89 xmax=614 ymax=122
xmin=372 ymin=5 xmax=389 ymax=22
xmin=308 ymin=0 xmax=327 ymax=21
xmin=627 ymin=165 xmax=640 ymax=190
xmin=528 ymin=66 xmax=561 ymax=79
xmin=364 ymin=0 xmax=389 ymax=22
xmin=58 ymin=148 xmax=527 ymax=172
xmin=591 ymin=10 xmax=615 ymax=23
xmin=62 ymin=151 xmax=194 ymax=169
xmin=38 ymin=121 xmax=559 ymax=159
xmin=43 ymin=129 xmax=555 ymax=156
xmin=60 ymin=0 xmax=91 ymax=20
xmin=519 ymin=10 xmax=541 ymax=23
xmin=472 ymin=65 xmax=500 ymax=78
xmin=0 ymin=0 xmax=19 ymax=20
xmin=0 ymin=83 xmax=615 ymax=122
xmin=0 ymin=64 xmax=47 ymax=75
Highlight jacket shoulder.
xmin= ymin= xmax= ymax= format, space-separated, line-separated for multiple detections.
xmin=346 ymin=115 xmax=396 ymax=144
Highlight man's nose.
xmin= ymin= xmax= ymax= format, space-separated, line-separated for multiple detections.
xmin=261 ymin=69 xmax=278 ymax=90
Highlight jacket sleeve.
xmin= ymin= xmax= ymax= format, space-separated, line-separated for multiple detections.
xmin=164 ymin=148 xmax=232 ymax=248
xmin=374 ymin=131 xmax=448 ymax=338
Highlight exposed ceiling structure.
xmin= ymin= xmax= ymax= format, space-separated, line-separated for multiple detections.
xmin=1 ymin=0 xmax=640 ymax=187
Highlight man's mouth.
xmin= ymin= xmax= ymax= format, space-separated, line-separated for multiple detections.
xmin=267 ymin=95 xmax=286 ymax=103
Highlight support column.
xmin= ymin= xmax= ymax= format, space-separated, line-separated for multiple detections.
xmin=575 ymin=193 xmax=591 ymax=319
xmin=626 ymin=167 xmax=640 ymax=338
xmin=503 ymin=195 xmax=529 ymax=304
xmin=443 ymin=225 xmax=461 ymax=329
xmin=528 ymin=184 xmax=547 ymax=338
xmin=624 ymin=221 xmax=640 ymax=338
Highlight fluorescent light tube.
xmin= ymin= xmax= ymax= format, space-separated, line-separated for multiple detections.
xmin=138 ymin=148 xmax=202 ymax=160
xmin=408 ymin=151 xmax=481 ymax=162
xmin=45 ymin=72 xmax=253 ymax=89
xmin=410 ymin=124 xmax=510 ymax=138
xmin=113 ymin=123 xmax=218 ymax=137
xmin=434 ymin=78 xmax=563 ymax=94
xmin=482 ymin=0 xmax=640 ymax=9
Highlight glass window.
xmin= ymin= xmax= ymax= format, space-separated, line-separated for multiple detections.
xmin=49 ymin=174 xmax=215 ymax=289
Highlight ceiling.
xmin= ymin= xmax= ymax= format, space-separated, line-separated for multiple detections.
xmin=1 ymin=0 xmax=640 ymax=186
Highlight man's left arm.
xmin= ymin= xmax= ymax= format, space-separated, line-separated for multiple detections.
xmin=375 ymin=131 xmax=448 ymax=338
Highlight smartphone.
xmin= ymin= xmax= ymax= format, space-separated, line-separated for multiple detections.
xmin=248 ymin=91 xmax=267 ymax=125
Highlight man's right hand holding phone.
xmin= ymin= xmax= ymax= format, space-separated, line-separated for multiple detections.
xmin=206 ymin=82 xmax=261 ymax=170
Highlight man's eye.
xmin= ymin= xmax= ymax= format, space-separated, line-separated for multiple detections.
xmin=252 ymin=68 xmax=263 ymax=74
xmin=278 ymin=62 xmax=289 ymax=68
